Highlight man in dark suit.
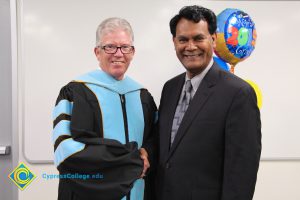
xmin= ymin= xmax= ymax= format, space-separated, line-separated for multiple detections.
xmin=156 ymin=5 xmax=261 ymax=200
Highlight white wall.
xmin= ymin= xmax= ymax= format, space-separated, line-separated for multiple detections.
xmin=255 ymin=162 xmax=300 ymax=200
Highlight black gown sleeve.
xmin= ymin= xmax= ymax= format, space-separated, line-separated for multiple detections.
xmin=140 ymin=89 xmax=158 ymax=200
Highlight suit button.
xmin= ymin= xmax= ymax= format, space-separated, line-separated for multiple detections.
xmin=166 ymin=163 xmax=171 ymax=169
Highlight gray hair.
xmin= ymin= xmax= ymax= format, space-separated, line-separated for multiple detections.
xmin=95 ymin=17 xmax=134 ymax=46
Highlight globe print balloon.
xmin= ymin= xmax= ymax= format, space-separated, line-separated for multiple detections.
xmin=214 ymin=8 xmax=257 ymax=71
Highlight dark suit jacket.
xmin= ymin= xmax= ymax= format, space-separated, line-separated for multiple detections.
xmin=157 ymin=63 xmax=261 ymax=200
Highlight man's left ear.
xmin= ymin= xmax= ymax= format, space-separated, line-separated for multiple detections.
xmin=212 ymin=33 xmax=217 ymax=47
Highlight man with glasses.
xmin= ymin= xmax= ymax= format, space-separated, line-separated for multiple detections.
xmin=52 ymin=17 xmax=157 ymax=200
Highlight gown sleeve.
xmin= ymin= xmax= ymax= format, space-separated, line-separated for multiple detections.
xmin=140 ymin=89 xmax=158 ymax=169
xmin=140 ymin=89 xmax=158 ymax=200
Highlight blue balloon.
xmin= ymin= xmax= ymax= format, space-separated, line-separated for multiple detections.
xmin=213 ymin=56 xmax=230 ymax=71
xmin=215 ymin=8 xmax=257 ymax=65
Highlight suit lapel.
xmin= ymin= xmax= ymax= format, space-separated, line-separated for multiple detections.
xmin=160 ymin=74 xmax=185 ymax=162
xmin=167 ymin=64 xmax=220 ymax=160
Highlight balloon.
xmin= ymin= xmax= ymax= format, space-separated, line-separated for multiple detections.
xmin=245 ymin=79 xmax=262 ymax=109
xmin=214 ymin=8 xmax=257 ymax=72
xmin=213 ymin=56 xmax=230 ymax=71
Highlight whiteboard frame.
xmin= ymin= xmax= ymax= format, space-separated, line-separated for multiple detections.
xmin=18 ymin=0 xmax=300 ymax=163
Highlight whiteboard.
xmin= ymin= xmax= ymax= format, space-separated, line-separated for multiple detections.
xmin=19 ymin=0 xmax=300 ymax=163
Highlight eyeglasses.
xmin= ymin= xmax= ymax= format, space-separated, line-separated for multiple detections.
xmin=98 ymin=44 xmax=134 ymax=54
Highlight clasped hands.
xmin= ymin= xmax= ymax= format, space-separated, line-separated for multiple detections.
xmin=139 ymin=148 xmax=150 ymax=178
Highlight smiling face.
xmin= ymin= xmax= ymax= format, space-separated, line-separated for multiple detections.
xmin=94 ymin=29 xmax=134 ymax=80
xmin=173 ymin=18 xmax=216 ymax=78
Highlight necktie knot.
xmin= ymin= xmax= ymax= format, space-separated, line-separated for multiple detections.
xmin=184 ymin=80 xmax=193 ymax=104
xmin=185 ymin=80 xmax=192 ymax=93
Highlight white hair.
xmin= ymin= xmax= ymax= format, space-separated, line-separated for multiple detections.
xmin=95 ymin=17 xmax=134 ymax=46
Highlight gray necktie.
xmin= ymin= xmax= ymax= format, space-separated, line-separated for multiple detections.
xmin=170 ymin=80 xmax=193 ymax=145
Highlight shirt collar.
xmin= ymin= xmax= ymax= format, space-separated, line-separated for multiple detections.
xmin=185 ymin=57 xmax=214 ymax=93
